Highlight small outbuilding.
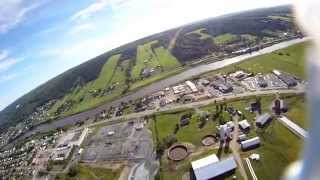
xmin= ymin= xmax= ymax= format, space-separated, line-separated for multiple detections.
xmin=240 ymin=137 xmax=261 ymax=150
xmin=256 ymin=113 xmax=272 ymax=127
xmin=239 ymin=120 xmax=250 ymax=130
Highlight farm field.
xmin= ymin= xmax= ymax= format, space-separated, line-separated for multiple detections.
xmin=50 ymin=41 xmax=182 ymax=117
xmin=214 ymin=33 xmax=237 ymax=45
xmin=186 ymin=28 xmax=212 ymax=40
xmin=49 ymin=54 xmax=123 ymax=116
xmin=203 ymin=41 xmax=308 ymax=79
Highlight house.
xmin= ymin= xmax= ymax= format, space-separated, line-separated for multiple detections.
xmin=239 ymin=120 xmax=250 ymax=130
xmin=256 ymin=113 xmax=272 ymax=127
xmin=240 ymin=137 xmax=261 ymax=150
xmin=191 ymin=154 xmax=237 ymax=180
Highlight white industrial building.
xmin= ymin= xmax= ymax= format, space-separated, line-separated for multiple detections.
xmin=240 ymin=137 xmax=261 ymax=150
xmin=239 ymin=119 xmax=250 ymax=130
xmin=185 ymin=80 xmax=198 ymax=93
xmin=191 ymin=154 xmax=237 ymax=180
xmin=256 ymin=113 xmax=272 ymax=127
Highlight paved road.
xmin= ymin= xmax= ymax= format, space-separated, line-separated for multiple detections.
xmin=18 ymin=38 xmax=308 ymax=141
xmin=278 ymin=116 xmax=308 ymax=139
xmin=82 ymin=89 xmax=305 ymax=130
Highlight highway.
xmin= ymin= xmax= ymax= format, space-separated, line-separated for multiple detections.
xmin=84 ymin=89 xmax=305 ymax=129
xmin=17 ymin=37 xmax=308 ymax=141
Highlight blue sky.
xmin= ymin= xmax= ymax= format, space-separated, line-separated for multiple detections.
xmin=0 ymin=0 xmax=292 ymax=110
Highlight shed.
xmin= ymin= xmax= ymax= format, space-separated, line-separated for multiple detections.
xmin=239 ymin=120 xmax=250 ymax=130
xmin=240 ymin=137 xmax=261 ymax=150
xmin=256 ymin=113 xmax=272 ymax=127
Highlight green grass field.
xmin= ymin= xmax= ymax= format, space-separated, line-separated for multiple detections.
xmin=131 ymin=41 xmax=160 ymax=79
xmin=186 ymin=28 xmax=212 ymax=40
xmin=154 ymin=46 xmax=180 ymax=70
xmin=203 ymin=42 xmax=308 ymax=79
xmin=129 ymin=67 xmax=183 ymax=91
xmin=214 ymin=33 xmax=237 ymax=45
xmin=152 ymin=94 xmax=306 ymax=180
xmin=49 ymin=54 xmax=122 ymax=116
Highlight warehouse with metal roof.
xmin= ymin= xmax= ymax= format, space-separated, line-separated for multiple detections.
xmin=191 ymin=154 xmax=237 ymax=180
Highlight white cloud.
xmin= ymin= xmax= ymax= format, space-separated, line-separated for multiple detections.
xmin=71 ymin=0 xmax=110 ymax=21
xmin=0 ymin=0 xmax=45 ymax=33
xmin=0 ymin=50 xmax=9 ymax=61
xmin=70 ymin=0 xmax=129 ymax=21
xmin=0 ymin=73 xmax=18 ymax=84
xmin=0 ymin=58 xmax=22 ymax=73
xmin=69 ymin=23 xmax=96 ymax=35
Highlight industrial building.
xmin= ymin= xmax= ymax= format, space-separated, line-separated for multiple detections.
xmin=52 ymin=128 xmax=88 ymax=161
xmin=272 ymin=70 xmax=297 ymax=87
xmin=256 ymin=113 xmax=272 ymax=127
xmin=211 ymin=75 xmax=233 ymax=93
xmin=240 ymin=137 xmax=261 ymax=150
xmin=256 ymin=75 xmax=268 ymax=88
xmin=191 ymin=154 xmax=237 ymax=180
xmin=198 ymin=78 xmax=210 ymax=86
xmin=185 ymin=80 xmax=198 ymax=93
xmin=212 ymin=82 xmax=233 ymax=93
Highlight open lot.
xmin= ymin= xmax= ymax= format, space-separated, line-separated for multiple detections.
xmin=81 ymin=120 xmax=153 ymax=162
xmin=56 ymin=164 xmax=122 ymax=180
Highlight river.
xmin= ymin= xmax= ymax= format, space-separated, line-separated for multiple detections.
xmin=19 ymin=38 xmax=308 ymax=140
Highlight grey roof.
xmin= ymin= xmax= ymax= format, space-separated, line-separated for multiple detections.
xmin=241 ymin=137 xmax=260 ymax=150
xmin=256 ymin=113 xmax=271 ymax=125
xmin=192 ymin=157 xmax=237 ymax=180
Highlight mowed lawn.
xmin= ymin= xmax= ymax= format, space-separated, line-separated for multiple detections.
xmin=151 ymin=109 xmax=220 ymax=147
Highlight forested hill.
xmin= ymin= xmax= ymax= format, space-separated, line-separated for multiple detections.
xmin=0 ymin=5 xmax=299 ymax=130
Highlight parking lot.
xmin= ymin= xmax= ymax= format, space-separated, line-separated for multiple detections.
xmin=81 ymin=120 xmax=153 ymax=162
